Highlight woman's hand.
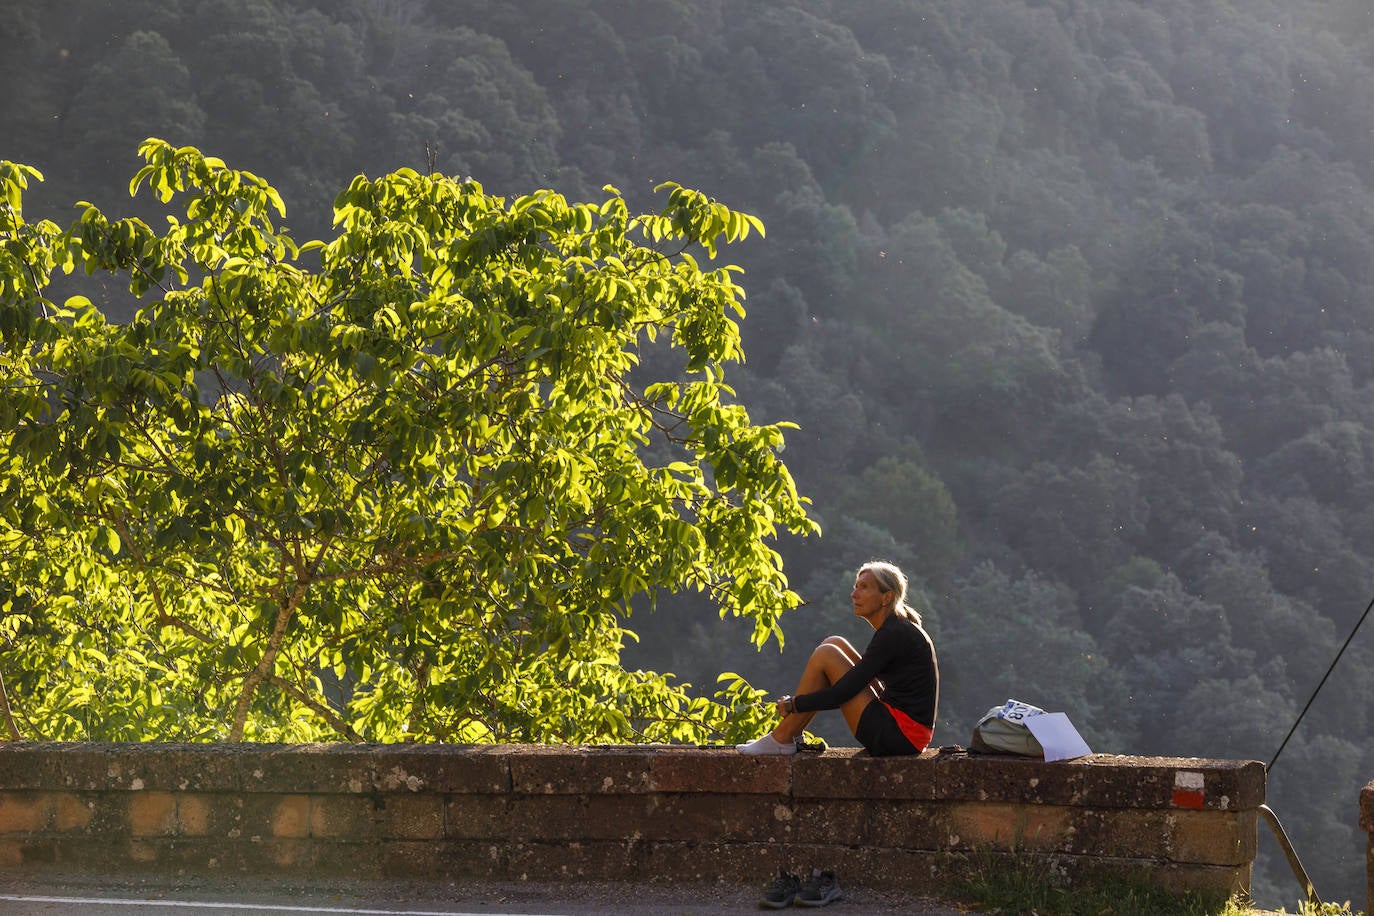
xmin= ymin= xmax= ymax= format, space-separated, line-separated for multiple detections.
xmin=775 ymin=695 xmax=796 ymax=718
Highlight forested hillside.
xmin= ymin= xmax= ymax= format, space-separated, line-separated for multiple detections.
xmin=5 ymin=0 xmax=1374 ymax=905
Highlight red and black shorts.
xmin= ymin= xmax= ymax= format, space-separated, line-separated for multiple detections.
xmin=856 ymin=701 xmax=932 ymax=757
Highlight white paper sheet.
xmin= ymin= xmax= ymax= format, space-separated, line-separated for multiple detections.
xmin=1023 ymin=711 xmax=1092 ymax=762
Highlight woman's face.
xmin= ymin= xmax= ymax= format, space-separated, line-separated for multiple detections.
xmin=851 ymin=570 xmax=891 ymax=622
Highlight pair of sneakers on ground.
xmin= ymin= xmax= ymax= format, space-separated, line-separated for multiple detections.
xmin=761 ymin=867 xmax=844 ymax=908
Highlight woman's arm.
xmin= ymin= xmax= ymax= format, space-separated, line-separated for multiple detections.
xmin=790 ymin=628 xmax=896 ymax=713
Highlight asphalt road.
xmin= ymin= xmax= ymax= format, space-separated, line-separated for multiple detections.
xmin=0 ymin=873 xmax=971 ymax=915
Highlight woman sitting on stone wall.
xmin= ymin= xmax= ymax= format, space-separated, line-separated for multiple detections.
xmin=737 ymin=560 xmax=939 ymax=757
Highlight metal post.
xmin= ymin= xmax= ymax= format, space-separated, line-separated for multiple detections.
xmin=1258 ymin=804 xmax=1320 ymax=907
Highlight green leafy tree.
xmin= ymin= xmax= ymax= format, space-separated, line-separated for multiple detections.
xmin=1170 ymin=323 xmax=1354 ymax=459
xmin=0 ymin=139 xmax=816 ymax=744
xmin=852 ymin=210 xmax=1067 ymax=455
xmin=63 ymin=30 xmax=207 ymax=189
xmin=1171 ymin=673 xmax=1295 ymax=761
xmin=1237 ymin=494 xmax=1374 ymax=625
xmin=985 ymin=455 xmax=1147 ymax=592
xmin=360 ymin=22 xmax=563 ymax=197
xmin=708 ymin=4 xmax=894 ymax=185
xmin=838 ymin=455 xmax=963 ymax=586
xmin=1094 ymin=394 xmax=1243 ymax=556
xmin=1098 ymin=573 xmax=1253 ymax=753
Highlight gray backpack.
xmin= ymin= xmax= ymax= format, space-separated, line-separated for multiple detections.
xmin=970 ymin=699 xmax=1045 ymax=757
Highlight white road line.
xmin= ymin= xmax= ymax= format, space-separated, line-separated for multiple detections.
xmin=0 ymin=894 xmax=547 ymax=916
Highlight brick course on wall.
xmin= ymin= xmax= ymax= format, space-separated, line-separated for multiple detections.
xmin=0 ymin=743 xmax=1263 ymax=898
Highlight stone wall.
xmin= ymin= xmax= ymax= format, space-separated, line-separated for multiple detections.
xmin=0 ymin=743 xmax=1263 ymax=898
xmin=1361 ymin=778 xmax=1374 ymax=916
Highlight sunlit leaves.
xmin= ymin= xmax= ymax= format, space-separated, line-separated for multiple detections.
xmin=0 ymin=139 xmax=813 ymax=745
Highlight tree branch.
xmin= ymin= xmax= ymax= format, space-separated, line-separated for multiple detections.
xmin=267 ymin=674 xmax=364 ymax=742
xmin=0 ymin=667 xmax=23 ymax=740
xmin=107 ymin=513 xmax=218 ymax=645
xmin=228 ymin=588 xmax=300 ymax=741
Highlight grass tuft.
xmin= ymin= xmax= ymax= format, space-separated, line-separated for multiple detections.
xmin=1274 ymin=903 xmax=1362 ymax=916
xmin=940 ymin=846 xmax=1283 ymax=916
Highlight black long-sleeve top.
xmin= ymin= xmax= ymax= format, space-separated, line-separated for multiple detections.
xmin=792 ymin=613 xmax=938 ymax=728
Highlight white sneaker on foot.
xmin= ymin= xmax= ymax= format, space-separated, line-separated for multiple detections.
xmin=736 ymin=734 xmax=797 ymax=756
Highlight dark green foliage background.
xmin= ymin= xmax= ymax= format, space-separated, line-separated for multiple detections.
xmin=5 ymin=0 xmax=1374 ymax=905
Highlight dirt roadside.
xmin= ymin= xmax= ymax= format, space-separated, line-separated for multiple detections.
xmin=0 ymin=871 xmax=973 ymax=914
xmin=0 ymin=871 xmax=1297 ymax=914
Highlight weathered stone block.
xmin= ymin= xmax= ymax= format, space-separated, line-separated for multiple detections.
xmin=49 ymin=743 xmax=233 ymax=792
xmin=936 ymin=753 xmax=1089 ymax=806
xmin=1365 ymin=829 xmax=1373 ymax=916
xmin=240 ymin=744 xmax=377 ymax=795
xmin=238 ymin=794 xmax=311 ymax=840
xmin=376 ymin=839 xmax=445 ymax=878
xmin=0 ymin=744 xmax=56 ymax=790
xmin=174 ymin=793 xmax=214 ymax=837
xmin=197 ymin=794 xmax=246 ymax=840
xmin=1053 ymin=807 xmax=1252 ymax=864
xmin=147 ymin=836 xmax=324 ymax=874
xmin=147 ymin=837 xmax=234 ymax=872
xmin=127 ymin=791 xmax=178 ymax=837
xmin=82 ymin=793 xmax=136 ymax=838
xmin=1078 ymin=756 xmax=1264 ymax=811
xmin=1366 ymin=787 xmax=1374 ymax=916
xmin=1077 ymin=757 xmax=1178 ymax=809
xmin=945 ymin=801 xmax=1074 ymax=852
xmin=0 ymin=792 xmax=52 ymax=834
xmin=1206 ymin=762 xmax=1266 ymax=811
xmin=793 ymin=748 xmax=937 ymax=800
xmin=306 ymin=840 xmax=390 ymax=877
xmin=52 ymin=793 xmax=94 ymax=833
xmin=376 ymin=793 xmax=445 ymax=840
xmin=1359 ymin=779 xmax=1374 ymax=832
xmin=195 ymin=836 xmax=321 ymax=873
xmin=127 ymin=838 xmax=160 ymax=864
xmin=1071 ymin=808 xmax=1173 ymax=859
xmin=0 ymin=839 xmax=24 ymax=867
xmin=503 ymin=839 xmax=780 ymax=883
xmin=308 ymin=794 xmax=378 ymax=839
xmin=644 ymin=794 xmax=792 ymax=844
xmin=1170 ymin=809 xmax=1256 ymax=866
xmin=57 ymin=743 xmax=140 ymax=791
xmin=789 ymin=798 xmax=949 ymax=850
xmin=0 ymin=837 xmax=55 ymax=866
xmin=509 ymin=746 xmax=654 ymax=795
xmin=492 ymin=796 xmax=649 ymax=843
xmin=47 ymin=836 xmax=144 ymax=870
xmin=126 ymin=745 xmax=243 ymax=792
xmin=651 ymin=747 xmax=788 ymax=794
xmin=374 ymin=744 xmax=509 ymax=794
xmin=55 ymin=742 xmax=243 ymax=792
xmin=444 ymin=794 xmax=513 ymax=840
xmin=383 ymin=839 xmax=506 ymax=879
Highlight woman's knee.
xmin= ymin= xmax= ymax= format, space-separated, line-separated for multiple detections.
xmin=818 ymin=635 xmax=861 ymax=659
xmin=810 ymin=637 xmax=860 ymax=673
